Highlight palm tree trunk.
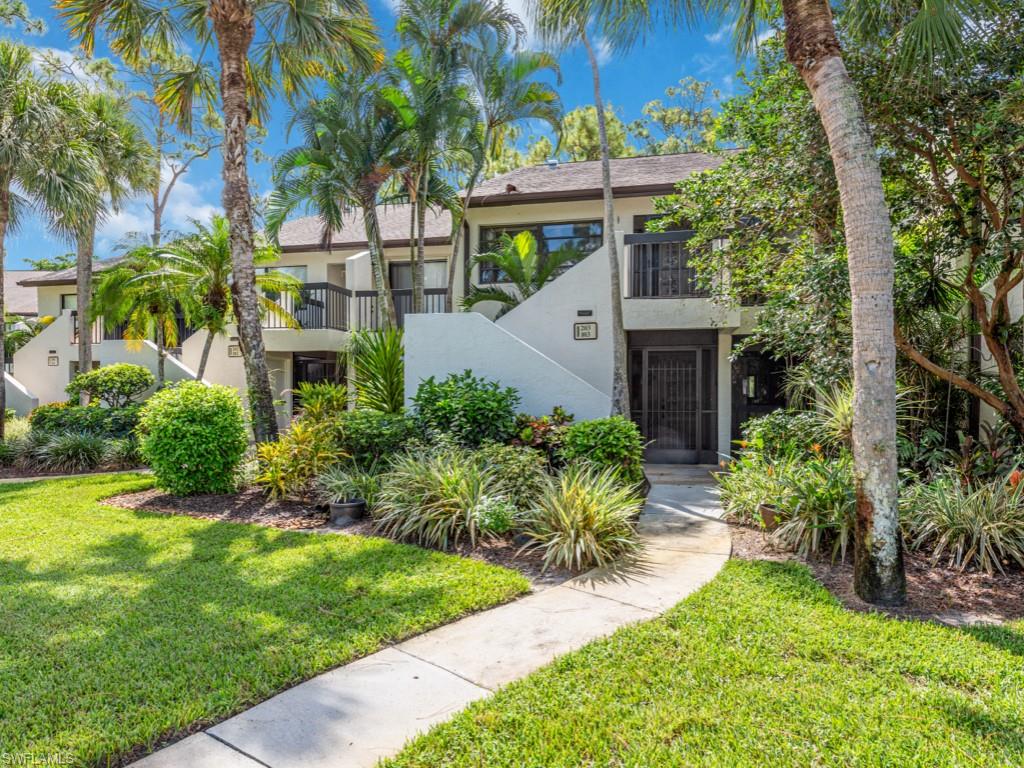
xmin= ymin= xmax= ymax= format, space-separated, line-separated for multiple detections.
xmin=413 ymin=168 xmax=428 ymax=314
xmin=581 ymin=28 xmax=629 ymax=417
xmin=446 ymin=144 xmax=487 ymax=313
xmin=210 ymin=0 xmax=278 ymax=442
xmin=197 ymin=328 xmax=216 ymax=381
xmin=0 ymin=182 xmax=9 ymax=440
xmin=361 ymin=193 xmax=398 ymax=328
xmin=783 ymin=0 xmax=905 ymax=605
xmin=155 ymin=322 xmax=166 ymax=388
xmin=76 ymin=213 xmax=96 ymax=402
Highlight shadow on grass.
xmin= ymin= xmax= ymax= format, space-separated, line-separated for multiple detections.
xmin=959 ymin=623 xmax=1024 ymax=658
xmin=1 ymin=482 xmax=521 ymax=764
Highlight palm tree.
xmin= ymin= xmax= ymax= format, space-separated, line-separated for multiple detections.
xmin=268 ymin=73 xmax=412 ymax=328
xmin=537 ymin=0 xmax=994 ymax=605
xmin=92 ymin=246 xmax=184 ymax=388
xmin=68 ymin=91 xmax=154 ymax=400
xmin=143 ymin=216 xmax=301 ymax=380
xmin=394 ymin=0 xmax=524 ymax=314
xmin=0 ymin=40 xmax=97 ymax=439
xmin=530 ymin=13 xmax=630 ymax=419
xmin=462 ymin=230 xmax=581 ymax=315
xmin=58 ymin=0 xmax=381 ymax=442
xmin=446 ymin=44 xmax=563 ymax=311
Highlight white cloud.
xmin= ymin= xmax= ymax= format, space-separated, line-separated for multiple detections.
xmin=31 ymin=47 xmax=106 ymax=88
xmin=704 ymin=24 xmax=731 ymax=45
xmin=593 ymin=36 xmax=612 ymax=66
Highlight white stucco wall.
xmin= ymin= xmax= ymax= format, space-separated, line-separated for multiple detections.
xmin=4 ymin=372 xmax=38 ymax=416
xmin=405 ymin=312 xmax=611 ymax=420
xmin=10 ymin=311 xmax=197 ymax=406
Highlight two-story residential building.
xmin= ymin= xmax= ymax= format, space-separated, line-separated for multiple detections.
xmin=7 ymin=152 xmax=788 ymax=463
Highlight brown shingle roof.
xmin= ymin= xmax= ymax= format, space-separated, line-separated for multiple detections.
xmin=17 ymin=260 xmax=120 ymax=287
xmin=277 ymin=203 xmax=453 ymax=251
xmin=468 ymin=152 xmax=724 ymax=206
xmin=4 ymin=271 xmax=48 ymax=315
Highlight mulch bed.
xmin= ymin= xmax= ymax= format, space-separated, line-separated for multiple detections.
xmin=105 ymin=488 xmax=573 ymax=587
xmin=731 ymin=523 xmax=1024 ymax=625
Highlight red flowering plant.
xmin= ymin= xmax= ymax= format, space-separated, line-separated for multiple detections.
xmin=512 ymin=406 xmax=574 ymax=465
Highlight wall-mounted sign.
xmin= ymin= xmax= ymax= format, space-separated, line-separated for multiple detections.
xmin=227 ymin=344 xmax=242 ymax=358
xmin=573 ymin=321 xmax=598 ymax=341
xmin=577 ymin=309 xmax=593 ymax=317
xmin=47 ymin=355 xmax=59 ymax=367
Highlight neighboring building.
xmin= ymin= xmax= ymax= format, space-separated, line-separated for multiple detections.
xmin=6 ymin=153 xmax=789 ymax=463
xmin=4 ymin=269 xmax=47 ymax=322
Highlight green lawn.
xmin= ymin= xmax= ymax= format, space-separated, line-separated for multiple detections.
xmin=386 ymin=559 xmax=1024 ymax=768
xmin=0 ymin=474 xmax=529 ymax=765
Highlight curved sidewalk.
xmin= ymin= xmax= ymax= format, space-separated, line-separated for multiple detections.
xmin=132 ymin=482 xmax=731 ymax=768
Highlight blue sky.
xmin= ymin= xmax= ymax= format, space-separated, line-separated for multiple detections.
xmin=6 ymin=1 xmax=746 ymax=269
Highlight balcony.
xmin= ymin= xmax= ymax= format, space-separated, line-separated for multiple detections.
xmin=353 ymin=287 xmax=448 ymax=330
xmin=70 ymin=311 xmax=194 ymax=347
xmin=624 ymin=231 xmax=708 ymax=299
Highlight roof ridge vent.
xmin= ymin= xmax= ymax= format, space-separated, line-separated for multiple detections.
xmin=546 ymin=158 xmax=558 ymax=169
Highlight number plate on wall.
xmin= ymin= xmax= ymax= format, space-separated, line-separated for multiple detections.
xmin=573 ymin=322 xmax=598 ymax=341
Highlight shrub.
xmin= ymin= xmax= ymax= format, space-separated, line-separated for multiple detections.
xmin=66 ymin=363 xmax=154 ymax=407
xmin=294 ymin=381 xmax=347 ymax=422
xmin=512 ymin=406 xmax=573 ymax=462
xmin=740 ymin=410 xmax=823 ymax=460
xmin=30 ymin=402 xmax=141 ymax=439
xmin=25 ymin=432 xmax=107 ymax=473
xmin=104 ymin=438 xmax=141 ymax=470
xmin=412 ymin=370 xmax=519 ymax=447
xmin=374 ymin=449 xmax=509 ymax=548
xmin=332 ymin=409 xmax=417 ymax=465
xmin=314 ymin=462 xmax=383 ymax=508
xmin=475 ymin=442 xmax=547 ymax=511
xmin=772 ymin=454 xmax=855 ymax=561
xmin=349 ymin=328 xmax=404 ymax=413
xmin=473 ymin=496 xmax=517 ymax=536
xmin=716 ymin=451 xmax=794 ymax=525
xmin=901 ymin=473 xmax=1024 ymax=574
xmin=137 ymin=382 xmax=248 ymax=495
xmin=520 ymin=463 xmax=644 ymax=572
xmin=559 ymin=416 xmax=645 ymax=486
xmin=255 ymin=420 xmax=340 ymax=500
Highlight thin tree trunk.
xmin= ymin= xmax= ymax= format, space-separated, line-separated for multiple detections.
xmin=155 ymin=322 xmax=166 ymax=388
xmin=0 ymin=183 xmax=9 ymax=440
xmin=197 ymin=328 xmax=216 ymax=381
xmin=413 ymin=168 xmax=428 ymax=314
xmin=152 ymin=116 xmax=163 ymax=246
xmin=446 ymin=143 xmax=487 ymax=313
xmin=76 ymin=213 xmax=96 ymax=402
xmin=783 ymin=0 xmax=905 ymax=605
xmin=581 ymin=28 xmax=629 ymax=417
xmin=210 ymin=0 xmax=278 ymax=442
xmin=361 ymin=193 xmax=398 ymax=328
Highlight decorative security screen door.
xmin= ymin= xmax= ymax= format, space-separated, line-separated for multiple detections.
xmin=637 ymin=348 xmax=701 ymax=463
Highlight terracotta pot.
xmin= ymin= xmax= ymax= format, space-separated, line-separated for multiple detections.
xmin=758 ymin=503 xmax=779 ymax=532
xmin=329 ymin=499 xmax=366 ymax=524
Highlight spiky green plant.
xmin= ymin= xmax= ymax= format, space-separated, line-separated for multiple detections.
xmin=348 ymin=328 xmax=405 ymax=413
xmin=520 ymin=463 xmax=644 ymax=572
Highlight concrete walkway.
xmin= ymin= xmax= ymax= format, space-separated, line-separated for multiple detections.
xmin=132 ymin=483 xmax=730 ymax=768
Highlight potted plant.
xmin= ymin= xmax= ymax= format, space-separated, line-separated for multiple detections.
xmin=315 ymin=465 xmax=373 ymax=524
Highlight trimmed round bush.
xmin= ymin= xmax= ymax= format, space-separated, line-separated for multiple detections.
xmin=66 ymin=363 xmax=154 ymax=407
xmin=137 ymin=382 xmax=248 ymax=495
xmin=412 ymin=370 xmax=520 ymax=447
xmin=559 ymin=416 xmax=645 ymax=486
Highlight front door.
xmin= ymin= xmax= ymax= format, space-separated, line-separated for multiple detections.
xmin=630 ymin=344 xmax=717 ymax=464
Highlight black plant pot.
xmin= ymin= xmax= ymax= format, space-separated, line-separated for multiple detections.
xmin=329 ymin=499 xmax=367 ymax=524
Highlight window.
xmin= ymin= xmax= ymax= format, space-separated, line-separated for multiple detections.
xmin=389 ymin=261 xmax=447 ymax=290
xmin=61 ymin=294 xmax=77 ymax=312
xmin=477 ymin=220 xmax=603 ymax=284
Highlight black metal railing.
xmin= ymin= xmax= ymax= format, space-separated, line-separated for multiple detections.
xmin=263 ymin=282 xmax=351 ymax=331
xmin=72 ymin=311 xmax=195 ymax=346
xmin=354 ymin=287 xmax=447 ymax=329
xmin=625 ymin=231 xmax=708 ymax=298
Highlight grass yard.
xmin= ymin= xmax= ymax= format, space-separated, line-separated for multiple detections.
xmin=386 ymin=559 xmax=1024 ymax=768
xmin=0 ymin=474 xmax=529 ymax=765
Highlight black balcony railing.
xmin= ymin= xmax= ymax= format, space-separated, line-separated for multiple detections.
xmin=263 ymin=282 xmax=351 ymax=331
xmin=71 ymin=311 xmax=195 ymax=346
xmin=354 ymin=287 xmax=447 ymax=329
xmin=625 ymin=231 xmax=708 ymax=299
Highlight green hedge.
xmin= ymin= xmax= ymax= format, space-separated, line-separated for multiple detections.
xmin=412 ymin=371 xmax=520 ymax=448
xmin=138 ymin=382 xmax=248 ymax=495
xmin=559 ymin=416 xmax=645 ymax=486
xmin=29 ymin=402 xmax=141 ymax=439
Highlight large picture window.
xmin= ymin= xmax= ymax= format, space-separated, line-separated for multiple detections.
xmin=477 ymin=220 xmax=603 ymax=284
